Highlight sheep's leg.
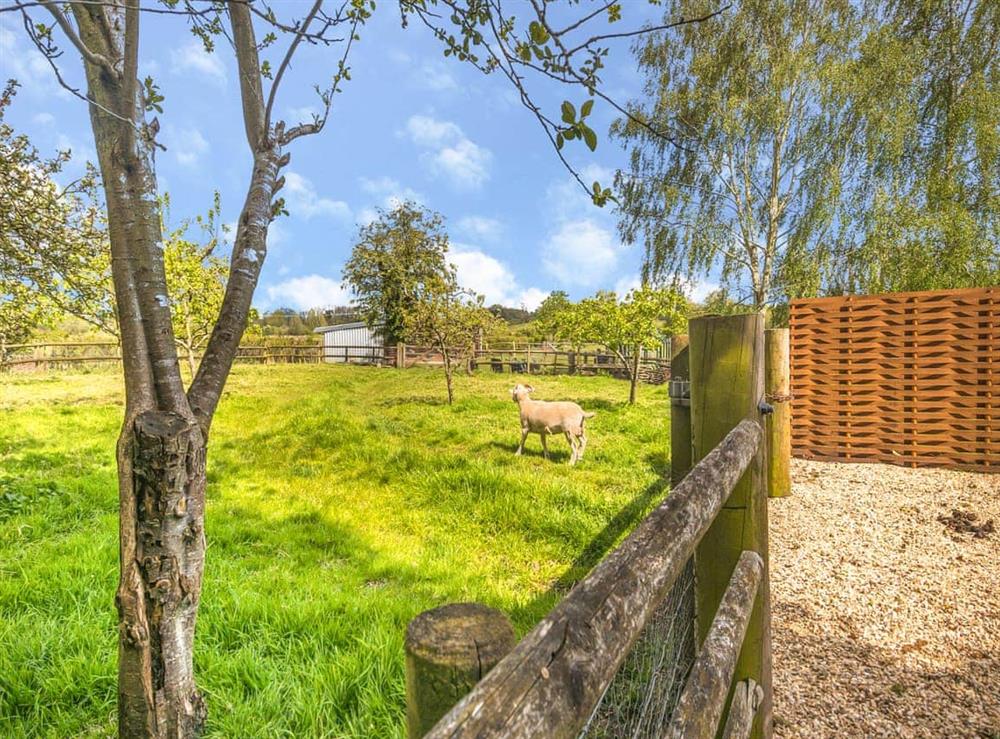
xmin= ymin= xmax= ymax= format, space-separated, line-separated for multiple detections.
xmin=564 ymin=431 xmax=578 ymax=465
xmin=576 ymin=431 xmax=587 ymax=460
xmin=516 ymin=428 xmax=528 ymax=456
xmin=541 ymin=431 xmax=549 ymax=460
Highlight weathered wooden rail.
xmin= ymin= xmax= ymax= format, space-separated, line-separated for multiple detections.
xmin=405 ymin=314 xmax=776 ymax=739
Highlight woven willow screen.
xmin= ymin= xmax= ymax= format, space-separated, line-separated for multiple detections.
xmin=789 ymin=287 xmax=998 ymax=471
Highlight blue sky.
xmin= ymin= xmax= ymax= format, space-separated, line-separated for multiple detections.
xmin=1 ymin=3 xmax=717 ymax=313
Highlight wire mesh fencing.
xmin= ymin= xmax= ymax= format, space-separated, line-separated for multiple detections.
xmin=578 ymin=559 xmax=696 ymax=739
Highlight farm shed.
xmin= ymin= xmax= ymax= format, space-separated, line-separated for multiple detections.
xmin=314 ymin=322 xmax=384 ymax=364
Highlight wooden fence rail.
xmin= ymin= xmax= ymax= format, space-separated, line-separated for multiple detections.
xmin=3 ymin=342 xmax=672 ymax=386
xmin=424 ymin=419 xmax=763 ymax=739
xmin=406 ymin=314 xmax=774 ymax=739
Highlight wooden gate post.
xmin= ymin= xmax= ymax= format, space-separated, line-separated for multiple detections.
xmin=689 ymin=314 xmax=772 ymax=738
xmin=670 ymin=334 xmax=692 ymax=488
xmin=405 ymin=603 xmax=515 ymax=738
xmin=765 ymin=329 xmax=791 ymax=498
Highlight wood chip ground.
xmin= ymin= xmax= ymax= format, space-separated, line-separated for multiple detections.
xmin=770 ymin=459 xmax=1000 ymax=739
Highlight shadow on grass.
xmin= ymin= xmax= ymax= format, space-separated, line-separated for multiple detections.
xmin=512 ymin=460 xmax=672 ymax=625
xmin=377 ymin=395 xmax=450 ymax=408
xmin=485 ymin=439 xmax=576 ymax=463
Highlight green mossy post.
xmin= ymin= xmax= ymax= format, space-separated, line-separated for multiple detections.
xmin=405 ymin=603 xmax=515 ymax=738
xmin=670 ymin=334 xmax=692 ymax=487
xmin=689 ymin=314 xmax=772 ymax=739
xmin=765 ymin=329 xmax=791 ymax=498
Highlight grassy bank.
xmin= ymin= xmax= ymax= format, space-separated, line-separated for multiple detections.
xmin=0 ymin=365 xmax=670 ymax=737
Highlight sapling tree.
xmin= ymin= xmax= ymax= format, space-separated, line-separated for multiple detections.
xmin=404 ymin=279 xmax=498 ymax=405
xmin=7 ymin=1 xmax=717 ymax=734
xmin=160 ymin=194 xmax=230 ymax=377
xmin=555 ymin=286 xmax=686 ymax=404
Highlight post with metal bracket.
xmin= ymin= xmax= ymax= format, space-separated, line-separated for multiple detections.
xmin=765 ymin=328 xmax=792 ymax=498
xmin=689 ymin=314 xmax=772 ymax=738
xmin=670 ymin=334 xmax=692 ymax=488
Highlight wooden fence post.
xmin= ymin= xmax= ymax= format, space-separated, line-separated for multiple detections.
xmin=670 ymin=334 xmax=691 ymax=488
xmin=405 ymin=603 xmax=515 ymax=738
xmin=765 ymin=329 xmax=791 ymax=498
xmin=689 ymin=314 xmax=772 ymax=738
xmin=397 ymin=343 xmax=406 ymax=369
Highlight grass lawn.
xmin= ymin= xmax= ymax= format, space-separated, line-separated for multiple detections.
xmin=0 ymin=364 xmax=670 ymax=738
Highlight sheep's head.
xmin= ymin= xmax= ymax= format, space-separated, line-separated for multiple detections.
xmin=511 ymin=384 xmax=534 ymax=403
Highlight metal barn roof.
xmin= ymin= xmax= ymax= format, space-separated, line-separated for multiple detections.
xmin=313 ymin=321 xmax=375 ymax=333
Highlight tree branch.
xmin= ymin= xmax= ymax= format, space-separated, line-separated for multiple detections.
xmin=228 ymin=0 xmax=266 ymax=150
xmin=40 ymin=0 xmax=116 ymax=74
xmin=263 ymin=0 xmax=323 ymax=132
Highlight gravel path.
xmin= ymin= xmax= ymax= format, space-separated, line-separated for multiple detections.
xmin=770 ymin=459 xmax=1000 ymax=739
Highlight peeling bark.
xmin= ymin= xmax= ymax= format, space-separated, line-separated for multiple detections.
xmin=118 ymin=412 xmax=207 ymax=737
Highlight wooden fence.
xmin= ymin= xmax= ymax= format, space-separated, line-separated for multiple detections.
xmin=1 ymin=342 xmax=671 ymax=386
xmin=0 ymin=341 xmax=322 ymax=371
xmin=790 ymin=286 xmax=999 ymax=471
xmin=404 ymin=314 xmax=774 ymax=739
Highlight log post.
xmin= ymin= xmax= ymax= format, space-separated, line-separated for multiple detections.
xmin=397 ymin=343 xmax=406 ymax=369
xmin=567 ymin=350 xmax=576 ymax=375
xmin=405 ymin=603 xmax=515 ymax=738
xmin=765 ymin=329 xmax=791 ymax=498
xmin=670 ymin=334 xmax=691 ymax=488
xmin=689 ymin=314 xmax=772 ymax=738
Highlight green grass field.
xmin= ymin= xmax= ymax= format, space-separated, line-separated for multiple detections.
xmin=0 ymin=364 xmax=670 ymax=738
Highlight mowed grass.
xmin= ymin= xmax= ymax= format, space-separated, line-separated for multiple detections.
xmin=0 ymin=364 xmax=670 ymax=738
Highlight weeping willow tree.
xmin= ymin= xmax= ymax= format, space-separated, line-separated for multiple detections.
xmin=614 ymin=0 xmax=858 ymax=311
xmin=615 ymin=0 xmax=998 ymax=311
xmin=825 ymin=0 xmax=1000 ymax=293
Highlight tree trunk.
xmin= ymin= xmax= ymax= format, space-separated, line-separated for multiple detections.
xmin=443 ymin=351 xmax=454 ymax=405
xmin=117 ymin=412 xmax=207 ymax=737
xmin=629 ymin=345 xmax=641 ymax=405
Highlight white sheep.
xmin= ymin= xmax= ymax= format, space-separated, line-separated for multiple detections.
xmin=511 ymin=383 xmax=595 ymax=465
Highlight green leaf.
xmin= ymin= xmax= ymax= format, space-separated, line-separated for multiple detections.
xmin=561 ymin=101 xmax=576 ymax=125
xmin=583 ymin=125 xmax=597 ymax=151
xmin=556 ymin=132 xmax=564 ymax=151
xmin=528 ymin=21 xmax=549 ymax=45
xmin=581 ymin=99 xmax=594 ymax=118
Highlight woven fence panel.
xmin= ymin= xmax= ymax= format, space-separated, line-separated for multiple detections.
xmin=789 ymin=287 xmax=999 ymax=471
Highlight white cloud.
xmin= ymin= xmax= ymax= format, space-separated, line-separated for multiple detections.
xmin=415 ymin=61 xmax=457 ymax=92
xmin=514 ymin=288 xmax=548 ymax=312
xmin=265 ymin=275 xmax=351 ymax=310
xmin=359 ymin=176 xmax=422 ymax=204
xmin=287 ymin=105 xmax=319 ymax=124
xmin=55 ymin=133 xmax=96 ymax=164
xmin=404 ymin=115 xmax=492 ymax=190
xmin=0 ymin=25 xmax=69 ymax=98
xmin=614 ymin=274 xmax=642 ymax=296
xmin=456 ymin=216 xmax=503 ymax=242
xmin=541 ymin=219 xmax=620 ymax=288
xmin=449 ymin=245 xmax=545 ymax=310
xmin=356 ymin=176 xmax=423 ymax=225
xmin=686 ymin=278 xmax=720 ymax=303
xmin=405 ymin=115 xmax=462 ymax=147
xmin=33 ymin=112 xmax=55 ymax=126
xmin=170 ymin=40 xmax=225 ymax=83
xmin=545 ymin=163 xmax=614 ymax=222
xmin=166 ymin=126 xmax=208 ymax=167
xmin=283 ymin=171 xmax=351 ymax=220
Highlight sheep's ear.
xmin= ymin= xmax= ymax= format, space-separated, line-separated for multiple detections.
xmin=525 ymin=385 xmax=534 ymax=392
